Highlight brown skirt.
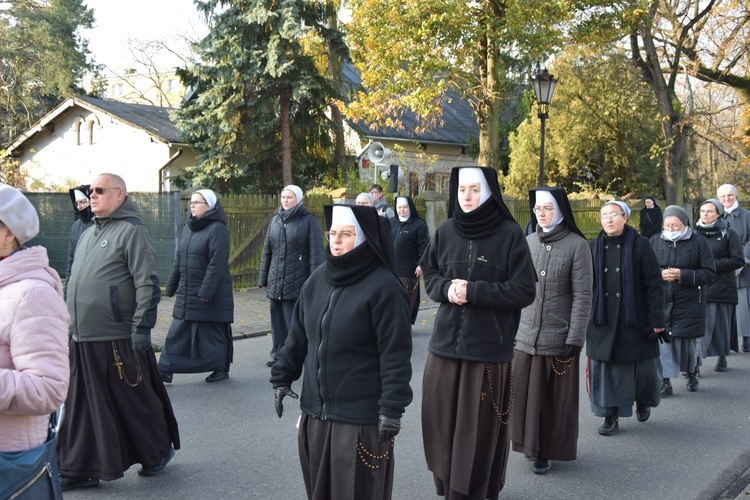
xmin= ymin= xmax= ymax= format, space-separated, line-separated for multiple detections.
xmin=510 ymin=351 xmax=579 ymax=461
xmin=298 ymin=413 xmax=395 ymax=500
xmin=422 ymin=353 xmax=511 ymax=500
xmin=57 ymin=339 xmax=180 ymax=481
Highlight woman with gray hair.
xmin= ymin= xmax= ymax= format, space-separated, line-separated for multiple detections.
xmin=693 ymin=199 xmax=744 ymax=372
xmin=587 ymin=200 xmax=666 ymax=435
xmin=650 ymin=205 xmax=716 ymax=394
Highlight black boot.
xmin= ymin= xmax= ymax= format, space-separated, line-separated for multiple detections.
xmin=687 ymin=374 xmax=699 ymax=392
xmin=743 ymin=337 xmax=750 ymax=353
xmin=636 ymin=403 xmax=651 ymax=423
xmin=532 ymin=457 xmax=552 ymax=474
xmin=660 ymin=378 xmax=673 ymax=396
xmin=598 ymin=415 xmax=618 ymax=435
xmin=715 ymin=355 xmax=727 ymax=372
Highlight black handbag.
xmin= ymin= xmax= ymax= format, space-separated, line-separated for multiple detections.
xmin=0 ymin=411 xmax=63 ymax=500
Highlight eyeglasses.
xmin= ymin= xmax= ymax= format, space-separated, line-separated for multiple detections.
xmin=88 ymin=186 xmax=122 ymax=196
xmin=189 ymin=201 xmax=208 ymax=207
xmin=600 ymin=213 xmax=624 ymax=221
xmin=325 ymin=230 xmax=356 ymax=241
xmin=533 ymin=206 xmax=555 ymax=214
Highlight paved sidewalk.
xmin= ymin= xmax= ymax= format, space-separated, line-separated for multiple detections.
xmin=151 ymin=285 xmax=438 ymax=351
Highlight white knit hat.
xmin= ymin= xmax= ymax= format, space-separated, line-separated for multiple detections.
xmin=331 ymin=205 xmax=365 ymax=248
xmin=282 ymin=185 xmax=303 ymax=205
xmin=195 ymin=189 xmax=217 ymax=209
xmin=458 ymin=168 xmax=490 ymax=206
xmin=0 ymin=183 xmax=40 ymax=245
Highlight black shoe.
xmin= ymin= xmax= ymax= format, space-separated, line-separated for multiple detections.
xmin=687 ymin=374 xmax=699 ymax=392
xmin=138 ymin=447 xmax=175 ymax=477
xmin=636 ymin=404 xmax=651 ymax=423
xmin=532 ymin=458 xmax=552 ymax=474
xmin=715 ymin=355 xmax=727 ymax=372
xmin=60 ymin=475 xmax=99 ymax=492
xmin=598 ymin=415 xmax=618 ymax=435
xmin=205 ymin=371 xmax=229 ymax=383
xmin=743 ymin=337 xmax=750 ymax=353
xmin=265 ymin=359 xmax=276 ymax=367
xmin=660 ymin=378 xmax=673 ymax=397
xmin=160 ymin=372 xmax=173 ymax=384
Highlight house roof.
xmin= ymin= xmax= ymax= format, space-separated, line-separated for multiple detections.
xmin=6 ymin=95 xmax=186 ymax=153
xmin=342 ymin=63 xmax=480 ymax=147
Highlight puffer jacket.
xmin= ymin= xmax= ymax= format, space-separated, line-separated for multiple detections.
xmin=0 ymin=247 xmax=70 ymax=452
xmin=165 ymin=202 xmax=234 ymax=323
xmin=515 ymin=223 xmax=593 ymax=356
xmin=259 ymin=203 xmax=324 ymax=300
xmin=420 ymin=217 xmax=536 ymax=363
xmin=694 ymin=222 xmax=744 ymax=304
xmin=650 ymin=230 xmax=717 ymax=338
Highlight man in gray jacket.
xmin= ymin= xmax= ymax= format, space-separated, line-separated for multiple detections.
xmin=58 ymin=174 xmax=180 ymax=491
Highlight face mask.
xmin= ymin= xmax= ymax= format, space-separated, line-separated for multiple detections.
xmin=663 ymin=230 xmax=681 ymax=241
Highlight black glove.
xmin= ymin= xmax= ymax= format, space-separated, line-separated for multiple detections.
xmin=656 ymin=329 xmax=671 ymax=344
xmin=274 ymin=386 xmax=298 ymax=418
xmin=564 ymin=344 xmax=582 ymax=358
xmin=131 ymin=331 xmax=151 ymax=353
xmin=378 ymin=415 xmax=401 ymax=442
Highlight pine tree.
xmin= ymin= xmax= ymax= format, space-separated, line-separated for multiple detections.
xmin=175 ymin=0 xmax=348 ymax=192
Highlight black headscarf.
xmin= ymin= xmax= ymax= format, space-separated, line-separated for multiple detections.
xmin=448 ymin=166 xmax=514 ymax=240
xmin=528 ymin=186 xmax=586 ymax=241
xmin=68 ymin=184 xmax=93 ymax=224
xmin=323 ymin=204 xmax=399 ymax=286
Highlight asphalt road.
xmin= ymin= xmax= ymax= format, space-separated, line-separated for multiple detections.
xmin=64 ymin=307 xmax=750 ymax=499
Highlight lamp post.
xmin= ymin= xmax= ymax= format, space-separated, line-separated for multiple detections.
xmin=532 ymin=69 xmax=558 ymax=186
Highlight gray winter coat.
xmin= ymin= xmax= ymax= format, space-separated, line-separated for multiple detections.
xmin=258 ymin=203 xmax=324 ymax=301
xmin=515 ymin=223 xmax=593 ymax=356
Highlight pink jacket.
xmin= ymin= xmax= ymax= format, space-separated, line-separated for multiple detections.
xmin=0 ymin=247 xmax=70 ymax=452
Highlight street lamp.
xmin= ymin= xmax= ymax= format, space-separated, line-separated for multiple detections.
xmin=532 ymin=69 xmax=558 ymax=186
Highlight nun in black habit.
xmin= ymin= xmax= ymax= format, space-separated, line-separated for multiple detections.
xmin=419 ymin=167 xmax=536 ymax=499
xmin=270 ymin=204 xmax=413 ymax=500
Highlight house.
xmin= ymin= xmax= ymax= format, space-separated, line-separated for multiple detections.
xmin=5 ymin=95 xmax=196 ymax=192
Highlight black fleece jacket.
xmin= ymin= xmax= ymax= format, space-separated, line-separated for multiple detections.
xmin=420 ymin=217 xmax=536 ymax=363
xmin=269 ymin=262 xmax=413 ymax=424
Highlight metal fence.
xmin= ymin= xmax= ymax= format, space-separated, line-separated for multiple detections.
xmin=25 ymin=192 xmax=182 ymax=284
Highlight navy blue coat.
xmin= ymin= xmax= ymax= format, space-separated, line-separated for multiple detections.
xmin=165 ymin=204 xmax=234 ymax=323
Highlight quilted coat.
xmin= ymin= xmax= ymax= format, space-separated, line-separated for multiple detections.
xmin=259 ymin=203 xmax=324 ymax=300
xmin=0 ymin=247 xmax=70 ymax=452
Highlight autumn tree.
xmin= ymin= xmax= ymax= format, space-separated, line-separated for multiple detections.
xmin=175 ymin=0 xmax=348 ymax=191
xmin=346 ymin=0 xmax=548 ymax=172
xmin=505 ymin=46 xmax=663 ymax=199
xmin=0 ymin=0 xmax=94 ymax=146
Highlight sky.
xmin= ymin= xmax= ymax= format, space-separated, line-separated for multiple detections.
xmin=81 ymin=1 xmax=208 ymax=73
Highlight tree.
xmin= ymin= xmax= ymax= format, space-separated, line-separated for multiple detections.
xmin=505 ymin=46 xmax=664 ymax=199
xmin=346 ymin=0 xmax=547 ymax=172
xmin=0 ymin=0 xmax=94 ymax=146
xmin=175 ymin=0 xmax=348 ymax=191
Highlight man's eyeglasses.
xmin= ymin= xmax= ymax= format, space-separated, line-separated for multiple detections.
xmin=325 ymin=230 xmax=356 ymax=241
xmin=189 ymin=201 xmax=208 ymax=207
xmin=600 ymin=213 xmax=624 ymax=221
xmin=88 ymin=187 xmax=122 ymax=196
xmin=533 ymin=206 xmax=555 ymax=214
